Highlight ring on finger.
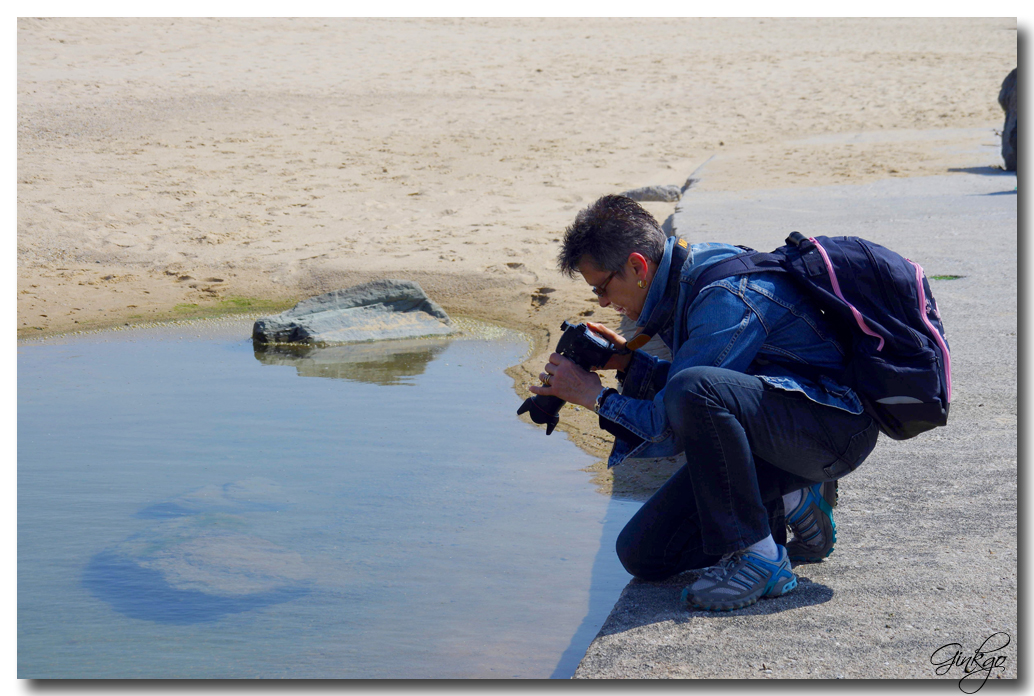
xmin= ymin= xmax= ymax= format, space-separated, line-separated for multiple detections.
xmin=541 ymin=373 xmax=552 ymax=386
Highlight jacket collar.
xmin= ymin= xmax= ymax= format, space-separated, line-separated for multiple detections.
xmin=635 ymin=240 xmax=748 ymax=333
xmin=632 ymin=235 xmax=682 ymax=330
xmin=636 ymin=236 xmax=677 ymax=331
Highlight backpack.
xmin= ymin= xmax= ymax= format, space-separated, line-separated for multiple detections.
xmin=686 ymin=232 xmax=952 ymax=440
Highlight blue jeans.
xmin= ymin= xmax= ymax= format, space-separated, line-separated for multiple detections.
xmin=615 ymin=366 xmax=879 ymax=581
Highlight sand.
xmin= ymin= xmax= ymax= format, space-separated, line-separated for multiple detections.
xmin=17 ymin=17 xmax=1017 ymax=478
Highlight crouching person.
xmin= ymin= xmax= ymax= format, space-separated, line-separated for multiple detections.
xmin=528 ymin=195 xmax=880 ymax=611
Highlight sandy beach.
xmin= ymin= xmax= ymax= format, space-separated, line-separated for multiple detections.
xmin=18 ymin=17 xmax=1016 ymax=478
xmin=17 ymin=16 xmax=1020 ymax=682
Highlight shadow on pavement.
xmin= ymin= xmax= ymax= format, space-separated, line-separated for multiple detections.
xmin=591 ymin=573 xmax=833 ymax=638
xmin=947 ymin=166 xmax=1012 ymax=176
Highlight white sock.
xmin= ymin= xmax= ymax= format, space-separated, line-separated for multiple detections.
xmin=746 ymin=534 xmax=779 ymax=560
xmin=783 ymin=489 xmax=804 ymax=516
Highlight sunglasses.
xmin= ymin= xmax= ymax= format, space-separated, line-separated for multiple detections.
xmin=591 ymin=271 xmax=618 ymax=297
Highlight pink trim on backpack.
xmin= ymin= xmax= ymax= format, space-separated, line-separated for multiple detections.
xmin=909 ymin=259 xmax=953 ymax=403
xmin=809 ymin=237 xmax=885 ymax=352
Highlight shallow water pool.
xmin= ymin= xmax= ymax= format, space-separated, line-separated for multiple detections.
xmin=18 ymin=318 xmax=637 ymax=678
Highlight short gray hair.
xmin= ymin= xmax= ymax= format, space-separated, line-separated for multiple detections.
xmin=557 ymin=195 xmax=666 ymax=277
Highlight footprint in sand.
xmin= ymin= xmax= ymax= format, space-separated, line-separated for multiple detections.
xmin=484 ymin=262 xmax=537 ymax=284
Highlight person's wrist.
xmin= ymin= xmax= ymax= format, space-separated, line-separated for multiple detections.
xmin=618 ymin=351 xmax=633 ymax=371
xmin=578 ymin=384 xmax=600 ymax=410
xmin=594 ymin=387 xmax=617 ymax=414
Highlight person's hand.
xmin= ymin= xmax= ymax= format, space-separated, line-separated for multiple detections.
xmin=585 ymin=322 xmax=633 ymax=372
xmin=527 ymin=353 xmax=602 ymax=409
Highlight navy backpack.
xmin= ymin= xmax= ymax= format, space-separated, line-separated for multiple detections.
xmin=687 ymin=232 xmax=952 ymax=440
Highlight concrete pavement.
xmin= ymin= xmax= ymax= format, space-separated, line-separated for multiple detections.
xmin=574 ymin=169 xmax=1018 ymax=680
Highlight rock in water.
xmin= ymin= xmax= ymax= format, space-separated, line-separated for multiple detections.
xmin=253 ymin=279 xmax=455 ymax=345
xmin=253 ymin=337 xmax=449 ymax=386
xmin=999 ymin=68 xmax=1017 ymax=172
xmin=619 ymin=185 xmax=682 ymax=203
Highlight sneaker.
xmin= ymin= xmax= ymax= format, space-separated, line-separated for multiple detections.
xmin=680 ymin=546 xmax=798 ymax=612
xmin=785 ymin=481 xmax=838 ymax=563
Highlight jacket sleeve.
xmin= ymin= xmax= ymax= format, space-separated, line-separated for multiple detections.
xmin=596 ymin=284 xmax=770 ymax=443
xmin=617 ymin=348 xmax=671 ymax=400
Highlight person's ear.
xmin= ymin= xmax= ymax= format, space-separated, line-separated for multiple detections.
xmin=627 ymin=252 xmax=648 ymax=282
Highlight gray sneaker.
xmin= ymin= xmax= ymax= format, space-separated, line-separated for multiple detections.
xmin=785 ymin=480 xmax=838 ymax=563
xmin=680 ymin=546 xmax=798 ymax=612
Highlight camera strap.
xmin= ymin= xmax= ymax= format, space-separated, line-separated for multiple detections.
xmin=624 ymin=237 xmax=690 ymax=352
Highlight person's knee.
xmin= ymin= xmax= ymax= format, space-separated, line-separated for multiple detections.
xmin=663 ymin=366 xmax=716 ymax=432
xmin=614 ymin=522 xmax=641 ymax=575
xmin=615 ymin=522 xmax=675 ymax=582
xmin=663 ymin=367 xmax=702 ymax=415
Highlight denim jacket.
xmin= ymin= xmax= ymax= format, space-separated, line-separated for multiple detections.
xmin=597 ymin=236 xmax=864 ymax=468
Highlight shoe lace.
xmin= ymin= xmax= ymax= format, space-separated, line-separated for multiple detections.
xmin=701 ymin=551 xmax=745 ymax=582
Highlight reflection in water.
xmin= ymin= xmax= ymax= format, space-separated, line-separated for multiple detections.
xmin=135 ymin=478 xmax=287 ymax=519
xmin=253 ymin=338 xmax=450 ymax=386
xmin=86 ymin=480 xmax=313 ymax=625
xmin=83 ymin=550 xmax=311 ymax=625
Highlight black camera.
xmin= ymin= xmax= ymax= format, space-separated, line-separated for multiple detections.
xmin=517 ymin=321 xmax=620 ymax=435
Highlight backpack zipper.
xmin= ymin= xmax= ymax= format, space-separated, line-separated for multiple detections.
xmin=908 ymin=259 xmax=952 ymax=402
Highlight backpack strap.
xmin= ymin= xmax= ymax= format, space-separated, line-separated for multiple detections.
xmin=680 ymin=244 xmax=842 ymax=385
xmin=675 ymin=232 xmax=804 ymax=310
xmin=624 ymin=239 xmax=791 ymax=352
xmin=682 ymin=251 xmax=787 ymax=308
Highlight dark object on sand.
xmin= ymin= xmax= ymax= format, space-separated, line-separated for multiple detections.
xmin=252 ymin=279 xmax=454 ymax=345
xmin=998 ymin=68 xmax=1017 ymax=172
